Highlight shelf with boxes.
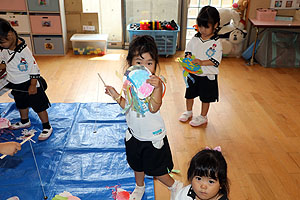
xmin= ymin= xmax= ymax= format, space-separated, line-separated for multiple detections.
xmin=0 ymin=0 xmax=67 ymax=56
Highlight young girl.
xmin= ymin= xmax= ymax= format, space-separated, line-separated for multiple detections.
xmin=179 ymin=6 xmax=222 ymax=127
xmin=105 ymin=35 xmax=183 ymax=200
xmin=175 ymin=147 xmax=229 ymax=200
xmin=0 ymin=18 xmax=52 ymax=140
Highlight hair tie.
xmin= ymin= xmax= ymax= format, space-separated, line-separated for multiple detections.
xmin=205 ymin=146 xmax=221 ymax=152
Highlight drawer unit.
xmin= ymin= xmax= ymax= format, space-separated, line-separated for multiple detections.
xmin=30 ymin=15 xmax=62 ymax=34
xmin=0 ymin=0 xmax=27 ymax=11
xmin=0 ymin=14 xmax=31 ymax=34
xmin=33 ymin=36 xmax=64 ymax=55
xmin=20 ymin=35 xmax=32 ymax=52
xmin=27 ymin=0 xmax=60 ymax=12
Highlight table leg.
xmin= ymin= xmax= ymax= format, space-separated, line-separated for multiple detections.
xmin=250 ymin=27 xmax=259 ymax=66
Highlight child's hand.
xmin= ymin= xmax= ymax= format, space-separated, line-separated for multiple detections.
xmin=0 ymin=142 xmax=21 ymax=156
xmin=105 ymin=85 xmax=118 ymax=99
xmin=192 ymin=58 xmax=202 ymax=66
xmin=28 ymin=85 xmax=37 ymax=95
xmin=147 ymin=75 xmax=162 ymax=89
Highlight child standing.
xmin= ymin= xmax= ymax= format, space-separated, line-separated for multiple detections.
xmin=175 ymin=147 xmax=229 ymax=200
xmin=179 ymin=6 xmax=222 ymax=127
xmin=0 ymin=18 xmax=52 ymax=140
xmin=105 ymin=35 xmax=183 ymax=200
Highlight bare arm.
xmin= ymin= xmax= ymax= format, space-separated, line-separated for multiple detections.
xmin=192 ymin=59 xmax=215 ymax=66
xmin=105 ymin=85 xmax=125 ymax=109
xmin=147 ymin=75 xmax=163 ymax=113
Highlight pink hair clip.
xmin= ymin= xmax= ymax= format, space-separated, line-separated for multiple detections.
xmin=205 ymin=146 xmax=222 ymax=152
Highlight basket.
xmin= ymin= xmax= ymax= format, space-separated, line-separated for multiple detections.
xmin=256 ymin=8 xmax=277 ymax=21
xmin=127 ymin=24 xmax=180 ymax=56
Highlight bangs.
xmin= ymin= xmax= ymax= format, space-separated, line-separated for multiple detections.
xmin=193 ymin=165 xmax=218 ymax=180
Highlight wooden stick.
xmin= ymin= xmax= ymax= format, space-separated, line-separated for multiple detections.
xmin=0 ymin=133 xmax=35 ymax=159
xmin=97 ymin=73 xmax=107 ymax=86
xmin=97 ymin=73 xmax=115 ymax=98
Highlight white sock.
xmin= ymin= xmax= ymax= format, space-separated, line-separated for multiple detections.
xmin=186 ymin=110 xmax=192 ymax=115
xmin=129 ymin=184 xmax=145 ymax=200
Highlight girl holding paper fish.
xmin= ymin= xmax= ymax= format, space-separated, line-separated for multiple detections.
xmin=179 ymin=6 xmax=222 ymax=127
xmin=105 ymin=35 xmax=183 ymax=200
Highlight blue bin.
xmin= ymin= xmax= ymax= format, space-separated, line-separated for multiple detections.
xmin=127 ymin=24 xmax=180 ymax=56
xmin=242 ymin=40 xmax=260 ymax=60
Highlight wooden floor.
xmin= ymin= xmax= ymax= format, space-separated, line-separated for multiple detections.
xmin=1 ymin=50 xmax=300 ymax=200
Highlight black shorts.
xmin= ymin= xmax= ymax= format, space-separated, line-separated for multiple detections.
xmin=125 ymin=129 xmax=174 ymax=177
xmin=6 ymin=78 xmax=50 ymax=113
xmin=185 ymin=73 xmax=219 ymax=103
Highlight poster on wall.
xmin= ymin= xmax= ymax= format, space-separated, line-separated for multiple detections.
xmin=270 ymin=0 xmax=300 ymax=9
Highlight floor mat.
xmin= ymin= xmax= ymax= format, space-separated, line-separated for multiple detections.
xmin=0 ymin=102 xmax=154 ymax=199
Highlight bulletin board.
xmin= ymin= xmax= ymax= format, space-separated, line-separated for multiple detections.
xmin=270 ymin=0 xmax=300 ymax=9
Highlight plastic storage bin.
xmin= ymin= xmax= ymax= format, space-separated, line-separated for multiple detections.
xmin=27 ymin=0 xmax=59 ymax=12
xmin=70 ymin=34 xmax=108 ymax=55
xmin=127 ymin=24 xmax=180 ymax=56
xmin=0 ymin=14 xmax=31 ymax=34
xmin=0 ymin=0 xmax=26 ymax=11
xmin=33 ymin=35 xmax=64 ymax=55
xmin=256 ymin=8 xmax=277 ymax=21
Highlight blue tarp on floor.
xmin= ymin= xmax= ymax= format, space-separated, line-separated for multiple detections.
xmin=0 ymin=103 xmax=154 ymax=200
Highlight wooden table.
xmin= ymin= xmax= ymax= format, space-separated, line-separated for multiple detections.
xmin=247 ymin=18 xmax=300 ymax=66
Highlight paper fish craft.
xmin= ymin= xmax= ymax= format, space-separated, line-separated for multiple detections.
xmin=122 ymin=65 xmax=154 ymax=115
xmin=178 ymin=55 xmax=203 ymax=77
xmin=0 ymin=118 xmax=11 ymax=129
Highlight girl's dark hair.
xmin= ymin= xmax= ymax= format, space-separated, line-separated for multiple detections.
xmin=126 ymin=35 xmax=159 ymax=72
xmin=187 ymin=148 xmax=229 ymax=196
xmin=197 ymin=6 xmax=220 ymax=34
xmin=0 ymin=18 xmax=18 ymax=41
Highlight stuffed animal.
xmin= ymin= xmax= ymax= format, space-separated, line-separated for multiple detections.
xmin=217 ymin=8 xmax=244 ymax=36
xmin=232 ymin=0 xmax=248 ymax=19
xmin=220 ymin=29 xmax=247 ymax=58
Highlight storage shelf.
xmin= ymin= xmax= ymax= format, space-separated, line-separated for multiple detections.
xmin=0 ymin=0 xmax=67 ymax=56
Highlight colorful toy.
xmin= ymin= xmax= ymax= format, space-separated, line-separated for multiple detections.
xmin=178 ymin=55 xmax=203 ymax=77
xmin=52 ymin=191 xmax=80 ymax=200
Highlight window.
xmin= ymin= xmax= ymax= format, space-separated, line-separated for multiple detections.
xmin=186 ymin=0 xmax=235 ymax=42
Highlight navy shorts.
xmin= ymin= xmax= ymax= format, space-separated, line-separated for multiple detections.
xmin=7 ymin=78 xmax=50 ymax=113
xmin=185 ymin=73 xmax=219 ymax=103
xmin=125 ymin=129 xmax=174 ymax=177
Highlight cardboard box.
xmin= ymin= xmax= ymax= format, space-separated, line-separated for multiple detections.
xmin=66 ymin=14 xmax=81 ymax=32
xmin=64 ymin=0 xmax=82 ymax=13
xmin=80 ymin=13 xmax=99 ymax=33
xmin=256 ymin=8 xmax=277 ymax=21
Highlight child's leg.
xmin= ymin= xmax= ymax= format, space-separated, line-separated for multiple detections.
xmin=19 ymin=108 xmax=29 ymax=120
xmin=130 ymin=171 xmax=146 ymax=200
xmin=189 ymin=102 xmax=209 ymax=127
xmin=10 ymin=108 xmax=31 ymax=129
xmin=186 ymin=98 xmax=194 ymax=111
xmin=179 ymin=99 xmax=194 ymax=122
xmin=155 ymin=173 xmax=174 ymax=187
xmin=37 ymin=110 xmax=53 ymax=141
xmin=134 ymin=171 xmax=145 ymax=186
xmin=37 ymin=110 xmax=49 ymax=124
xmin=156 ymin=174 xmax=183 ymax=200
xmin=201 ymin=102 xmax=210 ymax=116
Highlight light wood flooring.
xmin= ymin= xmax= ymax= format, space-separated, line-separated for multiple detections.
xmin=1 ymin=50 xmax=300 ymax=200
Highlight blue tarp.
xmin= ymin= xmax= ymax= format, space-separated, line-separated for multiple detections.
xmin=0 ymin=103 xmax=154 ymax=200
